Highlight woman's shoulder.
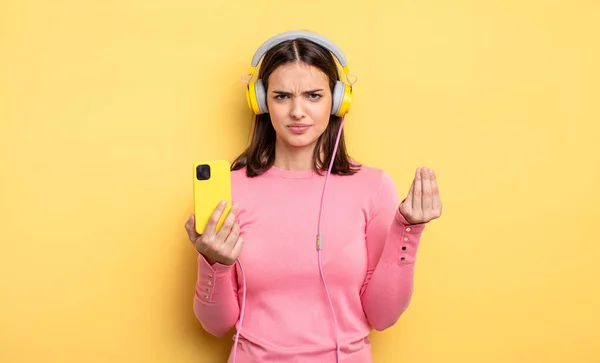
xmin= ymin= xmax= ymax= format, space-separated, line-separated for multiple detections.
xmin=231 ymin=166 xmax=252 ymax=183
xmin=346 ymin=160 xmax=395 ymax=185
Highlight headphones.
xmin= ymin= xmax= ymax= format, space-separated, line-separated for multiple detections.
xmin=244 ymin=30 xmax=354 ymax=117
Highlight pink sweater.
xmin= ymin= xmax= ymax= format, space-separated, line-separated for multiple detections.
xmin=193 ymin=164 xmax=426 ymax=362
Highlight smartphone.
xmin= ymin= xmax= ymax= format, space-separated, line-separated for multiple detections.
xmin=193 ymin=160 xmax=232 ymax=235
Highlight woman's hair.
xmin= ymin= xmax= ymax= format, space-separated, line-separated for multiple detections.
xmin=231 ymin=38 xmax=361 ymax=177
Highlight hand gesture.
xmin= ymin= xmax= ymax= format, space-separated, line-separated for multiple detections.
xmin=184 ymin=201 xmax=243 ymax=266
xmin=399 ymin=167 xmax=442 ymax=225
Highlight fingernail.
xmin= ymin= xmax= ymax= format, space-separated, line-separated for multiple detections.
xmin=220 ymin=200 xmax=226 ymax=206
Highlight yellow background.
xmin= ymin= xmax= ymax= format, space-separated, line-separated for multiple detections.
xmin=1 ymin=0 xmax=599 ymax=362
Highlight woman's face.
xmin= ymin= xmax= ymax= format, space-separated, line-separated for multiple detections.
xmin=266 ymin=61 xmax=332 ymax=151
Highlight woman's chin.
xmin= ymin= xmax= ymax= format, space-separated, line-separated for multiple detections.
xmin=280 ymin=134 xmax=319 ymax=149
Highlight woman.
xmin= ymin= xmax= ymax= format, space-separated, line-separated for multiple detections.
xmin=185 ymin=30 xmax=442 ymax=363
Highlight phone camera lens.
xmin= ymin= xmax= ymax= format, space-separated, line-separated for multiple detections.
xmin=196 ymin=164 xmax=211 ymax=180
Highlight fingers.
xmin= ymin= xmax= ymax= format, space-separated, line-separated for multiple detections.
xmin=185 ymin=214 xmax=200 ymax=241
xmin=412 ymin=167 xmax=422 ymax=211
xmin=404 ymin=167 xmax=442 ymax=224
xmin=222 ymin=220 xmax=240 ymax=249
xmin=186 ymin=202 xmax=244 ymax=265
xmin=430 ymin=169 xmax=443 ymax=215
xmin=216 ymin=203 xmax=239 ymax=239
xmin=421 ymin=167 xmax=433 ymax=210
xmin=204 ymin=200 xmax=228 ymax=238
xmin=230 ymin=235 xmax=244 ymax=260
xmin=222 ymin=222 xmax=243 ymax=262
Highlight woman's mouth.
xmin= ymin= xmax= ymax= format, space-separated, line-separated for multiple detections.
xmin=288 ymin=124 xmax=311 ymax=134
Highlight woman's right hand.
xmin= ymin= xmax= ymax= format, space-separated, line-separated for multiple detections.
xmin=185 ymin=201 xmax=243 ymax=266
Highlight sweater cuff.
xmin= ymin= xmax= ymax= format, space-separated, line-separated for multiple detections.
xmin=391 ymin=199 xmax=427 ymax=265
xmin=391 ymin=210 xmax=424 ymax=265
xmin=196 ymin=253 xmax=234 ymax=302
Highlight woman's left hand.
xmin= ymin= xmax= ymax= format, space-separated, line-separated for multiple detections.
xmin=399 ymin=167 xmax=443 ymax=225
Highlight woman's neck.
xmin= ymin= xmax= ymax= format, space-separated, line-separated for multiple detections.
xmin=273 ymin=140 xmax=317 ymax=171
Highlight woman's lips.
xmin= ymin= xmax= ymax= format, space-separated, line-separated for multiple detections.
xmin=288 ymin=124 xmax=311 ymax=134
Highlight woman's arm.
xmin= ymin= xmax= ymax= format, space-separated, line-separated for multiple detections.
xmin=193 ymin=253 xmax=240 ymax=337
xmin=360 ymin=171 xmax=427 ymax=331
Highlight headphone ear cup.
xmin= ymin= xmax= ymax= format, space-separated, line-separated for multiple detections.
xmin=254 ymin=79 xmax=268 ymax=114
xmin=331 ymin=81 xmax=344 ymax=116
xmin=331 ymin=81 xmax=352 ymax=117
xmin=247 ymin=79 xmax=268 ymax=114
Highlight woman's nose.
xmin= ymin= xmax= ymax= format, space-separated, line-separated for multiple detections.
xmin=289 ymin=98 xmax=306 ymax=119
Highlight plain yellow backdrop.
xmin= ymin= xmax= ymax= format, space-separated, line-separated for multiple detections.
xmin=1 ymin=0 xmax=599 ymax=362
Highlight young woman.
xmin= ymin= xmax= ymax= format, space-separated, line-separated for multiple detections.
xmin=185 ymin=30 xmax=442 ymax=363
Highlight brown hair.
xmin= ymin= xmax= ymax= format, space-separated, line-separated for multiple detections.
xmin=231 ymin=38 xmax=361 ymax=177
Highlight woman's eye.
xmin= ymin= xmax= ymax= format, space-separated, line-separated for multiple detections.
xmin=274 ymin=94 xmax=287 ymax=100
xmin=309 ymin=94 xmax=322 ymax=100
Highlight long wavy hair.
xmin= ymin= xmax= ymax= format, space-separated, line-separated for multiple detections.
xmin=231 ymin=37 xmax=361 ymax=177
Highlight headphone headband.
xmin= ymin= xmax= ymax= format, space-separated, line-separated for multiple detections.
xmin=250 ymin=30 xmax=348 ymax=70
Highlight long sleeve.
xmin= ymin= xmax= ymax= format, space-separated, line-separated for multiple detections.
xmin=360 ymin=171 xmax=427 ymax=331
xmin=192 ymin=253 xmax=240 ymax=337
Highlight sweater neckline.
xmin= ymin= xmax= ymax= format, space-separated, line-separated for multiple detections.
xmin=266 ymin=165 xmax=319 ymax=179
